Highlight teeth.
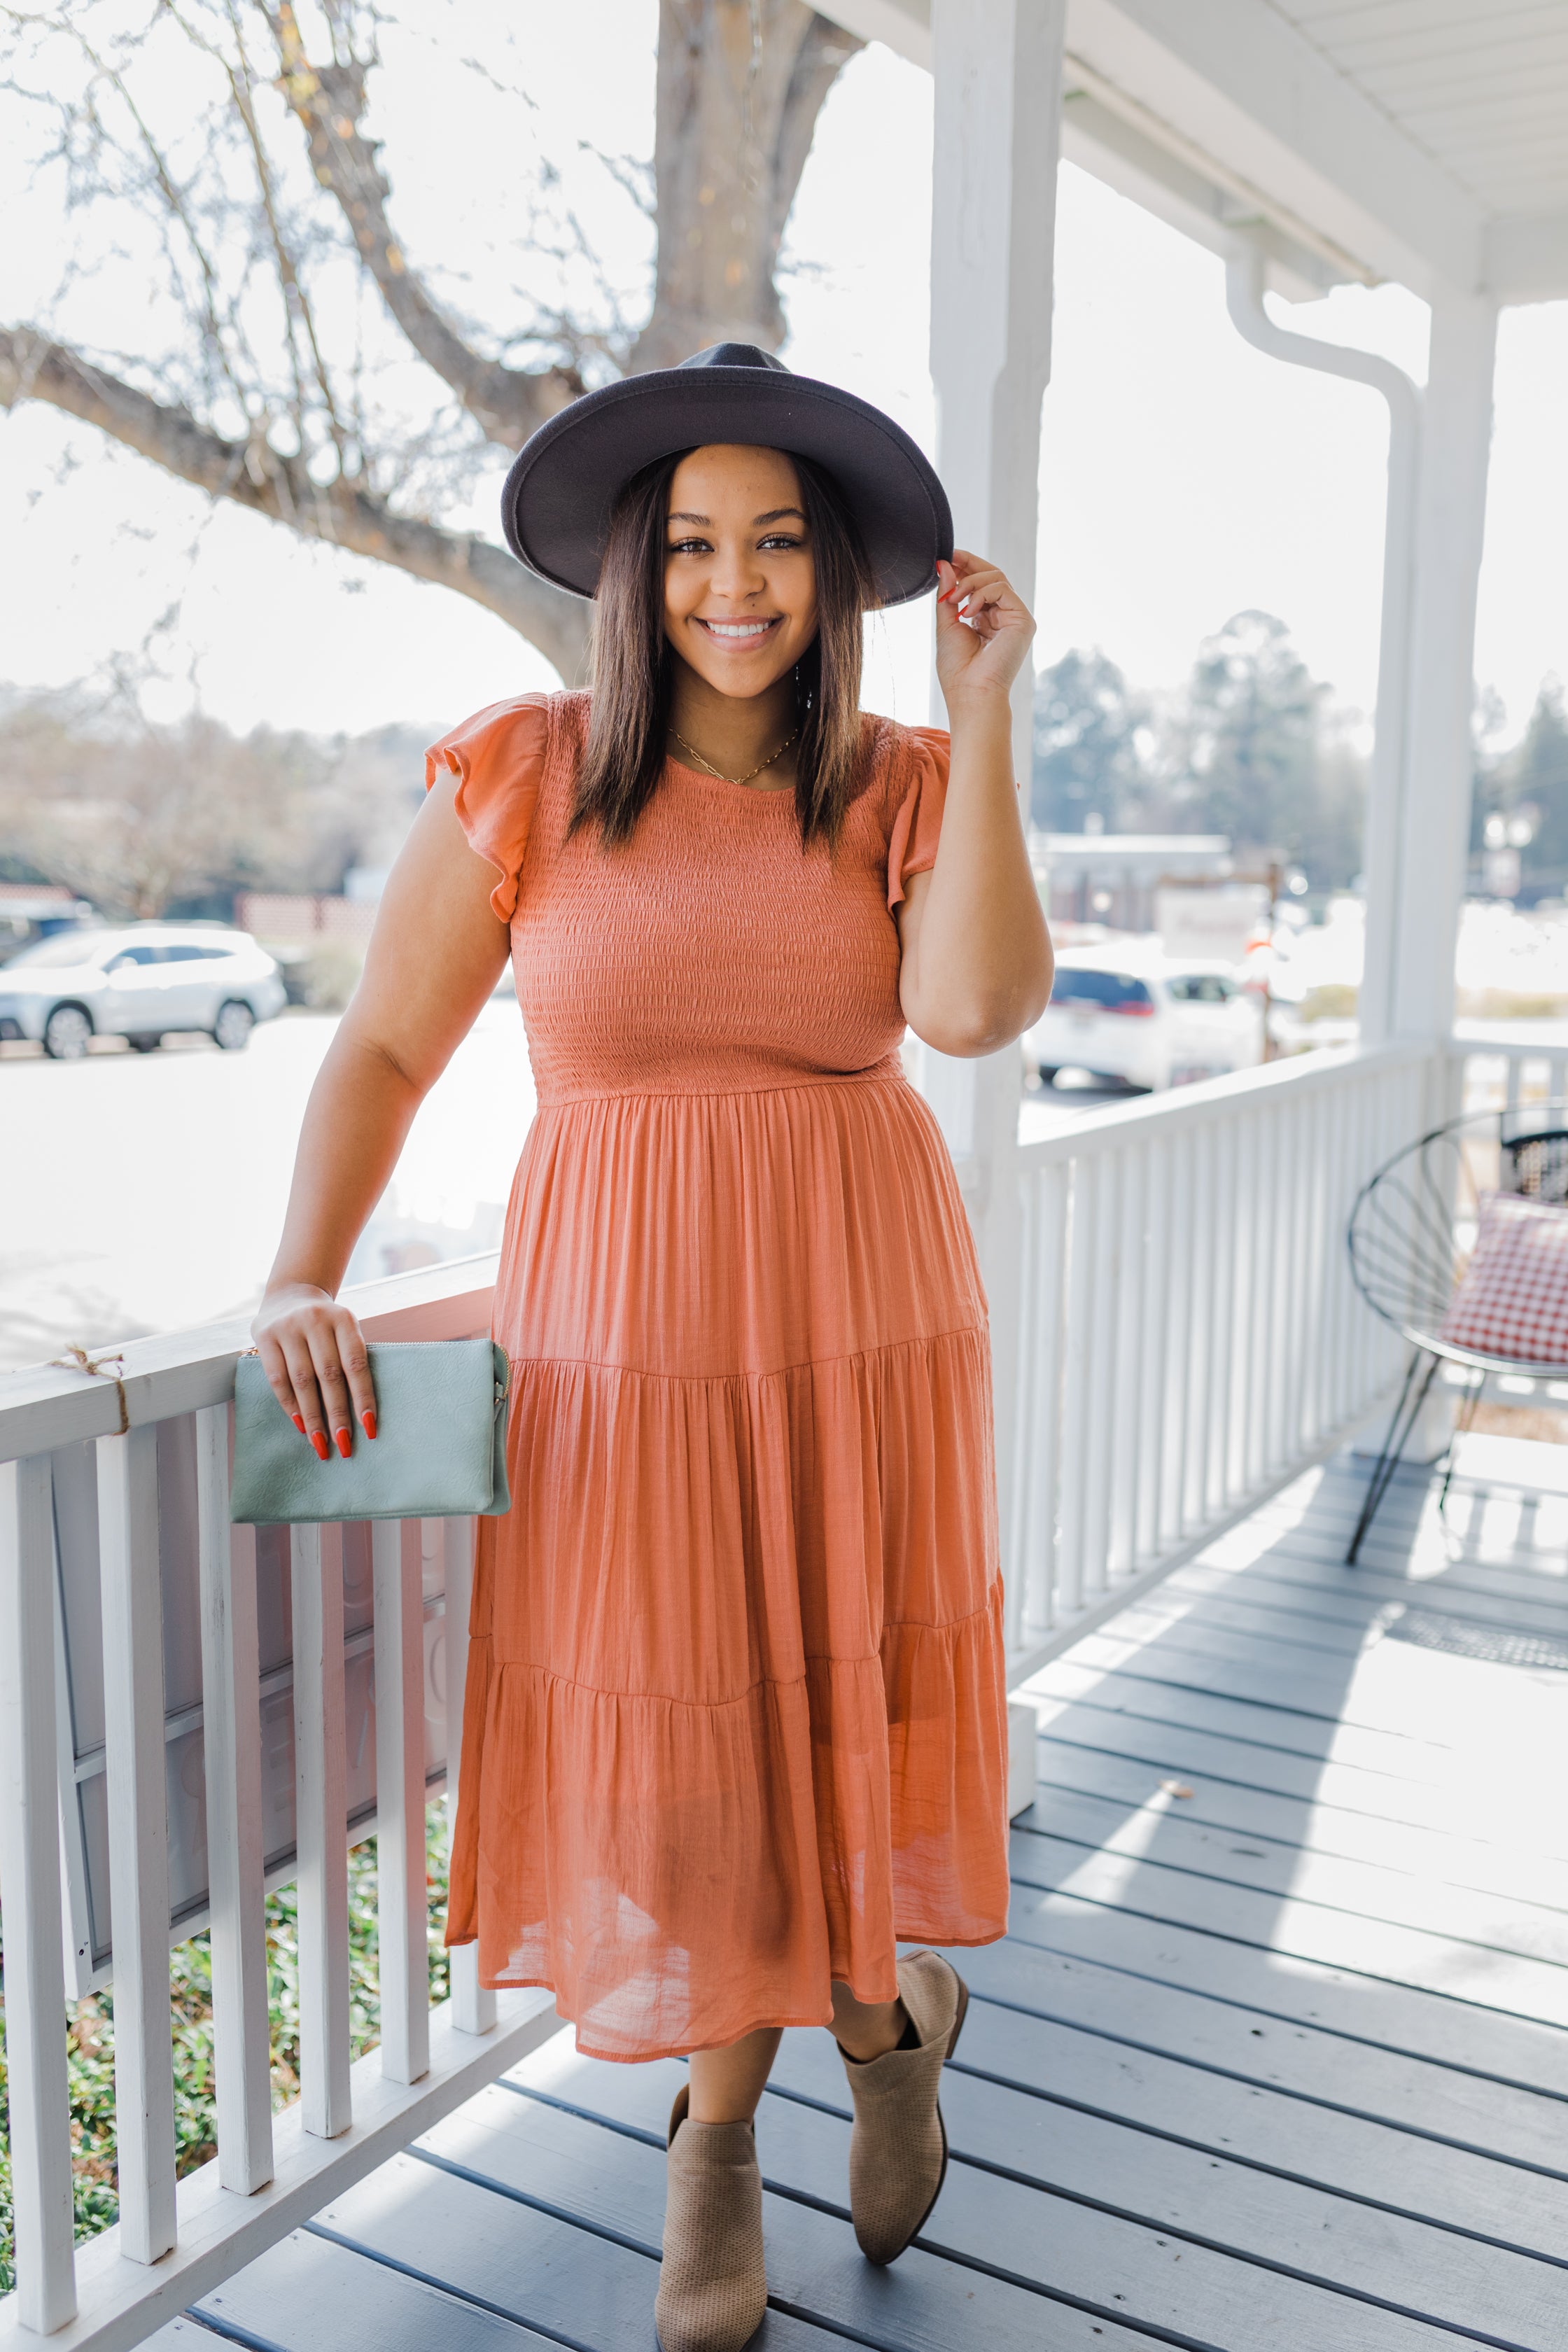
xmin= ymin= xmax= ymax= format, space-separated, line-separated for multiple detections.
xmin=704 ymin=621 xmax=771 ymax=638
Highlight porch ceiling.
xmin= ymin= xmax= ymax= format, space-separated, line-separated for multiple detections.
xmin=819 ymin=1 xmax=1568 ymax=303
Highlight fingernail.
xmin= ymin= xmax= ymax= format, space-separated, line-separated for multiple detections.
xmin=311 ymin=1431 xmax=330 ymax=1462
xmin=290 ymin=1413 xmax=306 ymax=1434
xmin=335 ymin=1427 xmax=352 ymax=1460
xmin=361 ymin=1410 xmax=377 ymax=1441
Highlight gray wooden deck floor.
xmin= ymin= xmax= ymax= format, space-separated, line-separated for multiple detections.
xmin=150 ymin=1438 xmax=1568 ymax=2351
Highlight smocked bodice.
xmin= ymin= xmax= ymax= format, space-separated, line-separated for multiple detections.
xmin=426 ymin=690 xmax=949 ymax=1106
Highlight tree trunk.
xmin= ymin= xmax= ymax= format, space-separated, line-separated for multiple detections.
xmin=635 ymin=4 xmax=862 ymax=370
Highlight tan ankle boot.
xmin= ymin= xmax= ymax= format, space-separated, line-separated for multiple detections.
xmin=654 ymin=2084 xmax=767 ymax=2352
xmin=838 ymin=1948 xmax=969 ymax=2264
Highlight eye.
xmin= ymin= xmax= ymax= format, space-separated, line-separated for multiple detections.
xmin=758 ymin=533 xmax=804 ymax=552
xmin=666 ymin=536 xmax=711 ymax=556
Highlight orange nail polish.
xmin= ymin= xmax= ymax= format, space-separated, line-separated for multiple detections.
xmin=362 ymin=1410 xmax=377 ymax=1442
xmin=310 ymin=1430 xmax=330 ymax=1462
xmin=291 ymin=1413 xmax=306 ymax=1434
xmin=335 ymin=1427 xmax=351 ymax=1460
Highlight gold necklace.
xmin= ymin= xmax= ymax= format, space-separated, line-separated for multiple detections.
xmin=671 ymin=724 xmax=798 ymax=788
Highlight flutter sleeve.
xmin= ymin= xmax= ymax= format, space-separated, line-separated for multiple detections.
xmin=886 ymin=725 xmax=952 ymax=912
xmin=424 ymin=693 xmax=550 ymax=923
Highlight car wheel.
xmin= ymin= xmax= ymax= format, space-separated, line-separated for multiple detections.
xmin=127 ymin=1033 xmax=163 ymax=1054
xmin=213 ymin=999 xmax=255 ymax=1051
xmin=43 ymin=1004 xmax=92 ymax=1061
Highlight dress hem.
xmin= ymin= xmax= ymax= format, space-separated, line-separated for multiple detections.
xmin=445 ymin=1924 xmax=1010 ymax=2066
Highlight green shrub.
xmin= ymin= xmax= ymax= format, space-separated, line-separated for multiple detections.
xmin=0 ymin=1809 xmax=453 ymax=2294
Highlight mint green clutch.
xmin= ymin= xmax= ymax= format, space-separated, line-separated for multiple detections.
xmin=230 ymin=1339 xmax=511 ymax=1525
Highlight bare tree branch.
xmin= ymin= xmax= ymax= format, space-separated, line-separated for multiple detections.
xmin=0 ymin=326 xmax=590 ymax=678
xmin=264 ymin=2 xmax=581 ymax=447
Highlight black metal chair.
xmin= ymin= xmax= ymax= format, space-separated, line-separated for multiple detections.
xmin=1344 ymin=1100 xmax=1568 ymax=1564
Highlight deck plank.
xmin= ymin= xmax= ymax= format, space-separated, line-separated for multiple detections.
xmin=1008 ymin=1828 xmax=1568 ymax=2028
xmin=1030 ymin=1731 xmax=1568 ymax=1900
xmin=1003 ymin=1879 xmax=1568 ymax=2094
xmin=760 ymin=2020 xmax=1566 ymax=2345
xmin=1037 ymin=1632 xmax=1568 ymax=1777
xmin=1028 ymin=1696 xmax=1568 ymax=1862
xmin=1168 ymin=1555 xmax=1568 ymax=1643
xmin=487 ymin=2050 xmax=1476 ymax=2351
xmin=952 ymin=1934 xmax=1568 ymax=2176
xmin=1024 ymin=1656 xmax=1562 ymax=1794
xmin=302 ymin=2149 xmax=841 ymax=2351
xmin=412 ymin=2076 xmax=1154 ymax=2349
xmin=195 ymin=2228 xmax=562 ymax=2349
xmin=1013 ymin=1786 xmax=1568 ymax=1963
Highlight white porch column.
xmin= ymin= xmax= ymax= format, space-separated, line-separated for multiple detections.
xmin=925 ymin=0 xmax=1065 ymax=1618
xmin=1387 ymin=290 xmax=1499 ymax=1043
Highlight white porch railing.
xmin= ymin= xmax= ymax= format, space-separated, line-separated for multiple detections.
xmin=0 ymin=1037 xmax=1448 ymax=2346
xmin=0 ymin=1262 xmax=560 ymax=2351
xmin=995 ymin=1039 xmax=1434 ymax=1677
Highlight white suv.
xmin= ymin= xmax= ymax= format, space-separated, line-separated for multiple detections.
xmin=1024 ymin=947 xmax=1264 ymax=1093
xmin=0 ymin=925 xmax=287 ymax=1059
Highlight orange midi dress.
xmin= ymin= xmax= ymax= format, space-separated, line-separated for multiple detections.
xmin=430 ymin=688 xmax=1010 ymax=2063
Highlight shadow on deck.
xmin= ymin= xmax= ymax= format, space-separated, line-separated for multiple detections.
xmin=150 ymin=1438 xmax=1568 ymax=2352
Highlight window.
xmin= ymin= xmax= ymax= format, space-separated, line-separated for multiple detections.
xmin=1166 ymin=974 xmax=1236 ymax=1004
xmin=108 ymin=945 xmax=165 ymax=968
xmin=161 ymin=944 xmax=230 ymax=962
xmin=1049 ymin=969 xmax=1154 ymax=1011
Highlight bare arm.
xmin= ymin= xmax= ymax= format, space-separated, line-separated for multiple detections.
xmin=251 ymin=772 xmax=511 ymax=1454
xmin=896 ymin=550 xmax=1054 ymax=1056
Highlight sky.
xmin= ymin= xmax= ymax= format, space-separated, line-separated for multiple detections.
xmin=0 ymin=0 xmax=1563 ymax=752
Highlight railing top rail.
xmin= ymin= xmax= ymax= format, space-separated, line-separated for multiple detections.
xmin=1017 ymin=1037 xmax=1431 ymax=1169
xmin=1448 ymin=1022 xmax=1568 ymax=1060
xmin=0 ymin=1252 xmax=501 ymax=1465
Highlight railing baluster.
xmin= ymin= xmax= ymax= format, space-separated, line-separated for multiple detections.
xmin=1182 ymin=1121 xmax=1215 ymax=1532
xmin=1002 ymin=1178 xmax=1038 ymax=1653
xmin=1080 ymin=1147 xmax=1121 ymax=1600
xmin=1135 ymin=1137 xmax=1171 ymax=1566
xmin=195 ymin=1404 xmax=273 ymax=2194
xmin=1107 ymin=1142 xmax=1146 ymax=1581
xmin=1205 ymin=1114 xmax=1236 ymax=1512
xmin=1023 ymin=1165 xmax=1068 ymax=1638
xmin=0 ymin=1454 xmax=78 ymax=2332
xmin=1280 ymin=1100 xmax=1310 ymax=1456
xmin=97 ymin=1424 xmax=178 ymax=2264
xmin=373 ymin=1517 xmax=432 ymax=2086
xmin=1225 ymin=1110 xmax=1257 ymax=1499
xmin=1055 ymin=1159 xmax=1095 ymax=1616
xmin=290 ymin=1520 xmax=352 ymax=2136
xmin=442 ymin=1514 xmax=497 ymax=2036
xmin=1158 ymin=1130 xmax=1194 ymax=1548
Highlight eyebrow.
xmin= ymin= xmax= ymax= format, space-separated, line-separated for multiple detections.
xmin=666 ymin=507 xmax=808 ymax=528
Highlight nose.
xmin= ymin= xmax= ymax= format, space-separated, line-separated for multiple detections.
xmin=707 ymin=539 xmax=766 ymax=603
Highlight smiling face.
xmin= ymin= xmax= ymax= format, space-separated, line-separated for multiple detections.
xmin=662 ymin=444 xmax=820 ymax=698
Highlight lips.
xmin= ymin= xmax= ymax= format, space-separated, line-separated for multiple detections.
xmin=693 ymin=617 xmax=780 ymax=644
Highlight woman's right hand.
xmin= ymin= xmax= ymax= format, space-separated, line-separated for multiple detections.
xmin=251 ymin=1284 xmax=378 ymax=1461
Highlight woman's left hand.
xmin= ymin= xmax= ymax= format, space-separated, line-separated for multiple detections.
xmin=934 ymin=550 xmax=1035 ymax=709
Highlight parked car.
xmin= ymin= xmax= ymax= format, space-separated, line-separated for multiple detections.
xmin=0 ymin=925 xmax=288 ymax=1059
xmin=1024 ymin=947 xmax=1264 ymax=1092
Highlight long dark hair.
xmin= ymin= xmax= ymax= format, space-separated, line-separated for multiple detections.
xmin=570 ymin=446 xmax=878 ymax=848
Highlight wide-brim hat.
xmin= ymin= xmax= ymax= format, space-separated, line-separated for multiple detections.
xmin=500 ymin=342 xmax=951 ymax=608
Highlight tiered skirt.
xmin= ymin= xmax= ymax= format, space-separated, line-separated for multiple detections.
xmin=446 ymin=1068 xmax=1011 ymax=2062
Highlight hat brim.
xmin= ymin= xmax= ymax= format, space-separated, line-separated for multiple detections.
xmin=500 ymin=365 xmax=952 ymax=607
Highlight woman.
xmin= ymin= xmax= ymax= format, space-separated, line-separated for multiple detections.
xmin=253 ymin=342 xmax=1052 ymax=2352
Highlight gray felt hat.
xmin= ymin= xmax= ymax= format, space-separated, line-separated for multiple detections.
xmin=500 ymin=342 xmax=952 ymax=608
